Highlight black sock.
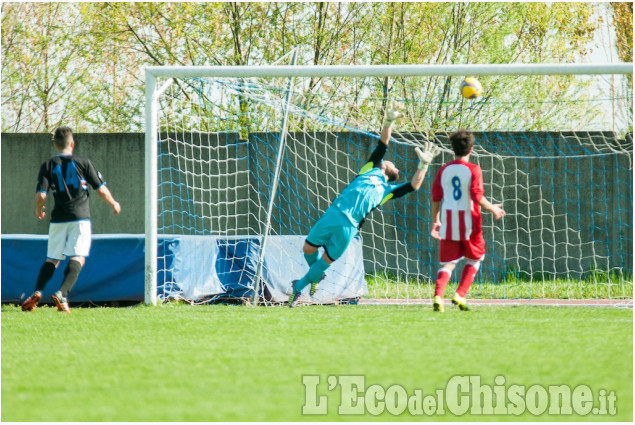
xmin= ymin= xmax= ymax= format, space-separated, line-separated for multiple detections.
xmin=35 ymin=262 xmax=57 ymax=292
xmin=60 ymin=260 xmax=82 ymax=299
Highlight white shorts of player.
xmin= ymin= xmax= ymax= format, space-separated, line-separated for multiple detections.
xmin=47 ymin=220 xmax=92 ymax=260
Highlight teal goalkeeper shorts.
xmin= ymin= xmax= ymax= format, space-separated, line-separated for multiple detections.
xmin=306 ymin=206 xmax=359 ymax=261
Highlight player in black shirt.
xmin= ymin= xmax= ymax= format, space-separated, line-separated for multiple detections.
xmin=21 ymin=127 xmax=121 ymax=313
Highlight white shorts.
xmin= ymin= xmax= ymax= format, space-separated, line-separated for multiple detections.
xmin=47 ymin=220 xmax=92 ymax=260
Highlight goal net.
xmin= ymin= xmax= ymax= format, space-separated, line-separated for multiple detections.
xmin=145 ymin=64 xmax=633 ymax=305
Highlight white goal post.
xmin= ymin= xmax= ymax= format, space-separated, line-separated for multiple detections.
xmin=144 ymin=63 xmax=633 ymax=306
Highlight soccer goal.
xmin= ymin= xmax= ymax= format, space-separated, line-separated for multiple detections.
xmin=144 ymin=62 xmax=633 ymax=306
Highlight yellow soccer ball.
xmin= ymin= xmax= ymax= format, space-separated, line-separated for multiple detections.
xmin=460 ymin=77 xmax=483 ymax=99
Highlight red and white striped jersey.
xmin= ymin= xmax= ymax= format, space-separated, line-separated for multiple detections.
xmin=431 ymin=159 xmax=484 ymax=241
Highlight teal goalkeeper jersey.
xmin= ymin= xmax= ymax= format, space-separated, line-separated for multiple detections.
xmin=332 ymin=167 xmax=409 ymax=227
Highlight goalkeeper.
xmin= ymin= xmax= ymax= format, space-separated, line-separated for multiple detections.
xmin=289 ymin=107 xmax=440 ymax=307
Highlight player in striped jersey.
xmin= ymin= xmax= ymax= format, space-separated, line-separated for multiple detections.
xmin=430 ymin=129 xmax=505 ymax=311
xmin=289 ymin=108 xmax=440 ymax=307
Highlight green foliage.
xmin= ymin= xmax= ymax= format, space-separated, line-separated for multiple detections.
xmin=1 ymin=304 xmax=632 ymax=421
xmin=610 ymin=2 xmax=633 ymax=131
xmin=3 ymin=2 xmax=626 ymax=133
xmin=1 ymin=3 xmax=92 ymax=131
xmin=611 ymin=2 xmax=633 ymax=63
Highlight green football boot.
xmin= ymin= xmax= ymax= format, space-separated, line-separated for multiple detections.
xmin=309 ymin=274 xmax=326 ymax=296
xmin=433 ymin=295 xmax=444 ymax=312
xmin=288 ymin=280 xmax=301 ymax=308
xmin=451 ymin=293 xmax=470 ymax=311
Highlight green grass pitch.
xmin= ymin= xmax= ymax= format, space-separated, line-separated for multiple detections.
xmin=2 ymin=303 xmax=632 ymax=421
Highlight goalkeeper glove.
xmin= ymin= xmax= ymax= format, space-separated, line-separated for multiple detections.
xmin=415 ymin=141 xmax=440 ymax=171
xmin=383 ymin=107 xmax=403 ymax=128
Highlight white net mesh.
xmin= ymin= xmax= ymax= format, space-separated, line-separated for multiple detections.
xmin=153 ymin=72 xmax=633 ymax=304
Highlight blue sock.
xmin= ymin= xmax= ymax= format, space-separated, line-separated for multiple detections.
xmin=304 ymin=251 xmax=319 ymax=266
xmin=294 ymin=258 xmax=330 ymax=292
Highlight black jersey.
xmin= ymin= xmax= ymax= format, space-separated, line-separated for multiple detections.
xmin=36 ymin=154 xmax=106 ymax=222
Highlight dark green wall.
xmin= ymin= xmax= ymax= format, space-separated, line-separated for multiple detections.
xmin=1 ymin=131 xmax=631 ymax=280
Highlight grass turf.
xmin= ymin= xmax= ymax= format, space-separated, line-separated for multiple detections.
xmin=366 ymin=274 xmax=633 ymax=300
xmin=2 ymin=303 xmax=632 ymax=421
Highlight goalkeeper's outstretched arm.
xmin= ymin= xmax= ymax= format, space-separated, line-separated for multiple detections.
xmin=380 ymin=107 xmax=402 ymax=145
xmin=387 ymin=142 xmax=441 ymax=202
xmin=410 ymin=142 xmax=440 ymax=190
xmin=361 ymin=107 xmax=404 ymax=174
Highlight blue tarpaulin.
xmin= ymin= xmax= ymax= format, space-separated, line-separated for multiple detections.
xmin=1 ymin=234 xmax=366 ymax=304
xmin=1 ymin=234 xmax=145 ymax=303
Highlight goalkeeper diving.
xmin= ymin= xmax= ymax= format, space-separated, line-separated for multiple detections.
xmin=289 ymin=107 xmax=440 ymax=307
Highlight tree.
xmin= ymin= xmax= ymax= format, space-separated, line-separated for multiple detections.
xmin=1 ymin=3 xmax=93 ymax=132
xmin=2 ymin=2 xmax=628 ymax=133
xmin=611 ymin=2 xmax=633 ymax=63
xmin=350 ymin=2 xmax=601 ymax=132
xmin=610 ymin=2 xmax=633 ymax=131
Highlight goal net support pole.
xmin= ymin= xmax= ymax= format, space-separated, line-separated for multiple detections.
xmin=251 ymin=48 xmax=299 ymax=306
xmin=144 ymin=73 xmax=174 ymax=306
